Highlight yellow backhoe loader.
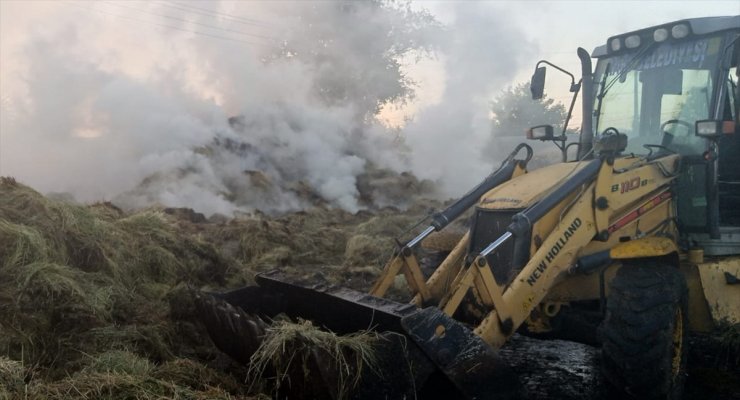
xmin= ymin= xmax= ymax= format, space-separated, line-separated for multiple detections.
xmin=196 ymin=16 xmax=740 ymax=399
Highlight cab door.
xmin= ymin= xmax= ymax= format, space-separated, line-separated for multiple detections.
xmin=717 ymin=45 xmax=739 ymax=226
xmin=678 ymin=33 xmax=740 ymax=254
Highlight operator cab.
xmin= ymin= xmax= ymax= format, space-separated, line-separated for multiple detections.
xmin=590 ymin=16 xmax=740 ymax=255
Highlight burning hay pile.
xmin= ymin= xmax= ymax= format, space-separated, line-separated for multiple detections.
xmin=0 ymin=176 xmax=438 ymax=398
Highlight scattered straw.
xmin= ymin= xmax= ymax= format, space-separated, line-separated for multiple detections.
xmin=0 ymin=357 xmax=24 ymax=399
xmin=0 ymin=177 xmax=441 ymax=398
xmin=248 ymin=319 xmax=380 ymax=399
xmin=82 ymin=350 xmax=154 ymax=376
xmin=344 ymin=234 xmax=389 ymax=268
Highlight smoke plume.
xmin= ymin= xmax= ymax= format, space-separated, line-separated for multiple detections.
xmin=0 ymin=1 xmax=534 ymax=215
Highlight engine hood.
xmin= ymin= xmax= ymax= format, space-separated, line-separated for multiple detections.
xmin=478 ymin=161 xmax=593 ymax=210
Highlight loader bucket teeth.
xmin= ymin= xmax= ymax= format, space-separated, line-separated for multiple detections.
xmin=401 ymin=307 xmax=521 ymax=400
xmin=193 ymin=289 xmax=268 ymax=365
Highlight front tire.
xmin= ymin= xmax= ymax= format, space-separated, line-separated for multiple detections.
xmin=601 ymin=261 xmax=689 ymax=399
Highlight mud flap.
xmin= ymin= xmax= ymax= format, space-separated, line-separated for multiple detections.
xmin=401 ymin=307 xmax=521 ymax=400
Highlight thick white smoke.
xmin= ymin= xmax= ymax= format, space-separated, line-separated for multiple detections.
xmin=0 ymin=1 xmax=535 ymax=216
xmin=404 ymin=2 xmax=536 ymax=196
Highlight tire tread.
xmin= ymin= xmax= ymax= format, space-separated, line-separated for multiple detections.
xmin=600 ymin=261 xmax=688 ymax=399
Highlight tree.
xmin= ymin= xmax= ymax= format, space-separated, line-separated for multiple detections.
xmin=266 ymin=0 xmax=441 ymax=121
xmin=483 ymin=82 xmax=579 ymax=164
xmin=489 ymin=82 xmax=574 ymax=138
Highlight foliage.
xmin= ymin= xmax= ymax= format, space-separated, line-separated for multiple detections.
xmin=268 ymin=0 xmax=441 ymax=119
xmin=489 ymin=82 xmax=576 ymax=138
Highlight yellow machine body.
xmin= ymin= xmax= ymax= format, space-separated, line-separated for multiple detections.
xmin=375 ymin=150 xmax=738 ymax=350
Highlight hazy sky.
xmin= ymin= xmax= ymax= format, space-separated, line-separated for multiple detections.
xmin=2 ymin=1 xmax=735 ymax=121
xmin=0 ymin=0 xmax=737 ymax=211
xmin=403 ymin=1 xmax=738 ymax=122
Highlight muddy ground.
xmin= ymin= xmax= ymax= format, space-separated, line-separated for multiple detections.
xmin=0 ymin=177 xmax=737 ymax=399
xmin=500 ymin=333 xmax=739 ymax=400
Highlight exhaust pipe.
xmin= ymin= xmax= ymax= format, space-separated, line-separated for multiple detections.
xmin=577 ymin=48 xmax=594 ymax=160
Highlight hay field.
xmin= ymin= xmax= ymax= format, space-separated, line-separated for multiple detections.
xmin=0 ymin=176 xmax=444 ymax=399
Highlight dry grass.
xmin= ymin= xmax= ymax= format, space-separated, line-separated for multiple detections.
xmin=0 ymin=178 xmax=243 ymax=396
xmin=153 ymin=358 xmax=242 ymax=393
xmin=0 ymin=356 xmax=24 ymax=400
xmin=248 ymin=319 xmax=380 ymax=400
xmin=0 ymin=176 xmax=439 ymax=398
xmin=344 ymin=234 xmax=390 ymax=268
xmin=26 ymin=370 xmax=244 ymax=400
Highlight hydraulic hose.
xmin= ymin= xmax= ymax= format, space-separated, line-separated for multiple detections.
xmin=430 ymin=143 xmax=532 ymax=231
xmin=479 ymin=157 xmax=602 ymax=259
xmin=406 ymin=144 xmax=533 ymax=249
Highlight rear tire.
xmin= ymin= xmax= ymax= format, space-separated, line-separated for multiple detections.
xmin=601 ymin=261 xmax=688 ymax=399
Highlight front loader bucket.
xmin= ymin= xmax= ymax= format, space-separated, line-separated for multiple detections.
xmin=194 ymin=289 xmax=436 ymax=399
xmin=194 ymin=270 xmax=520 ymax=399
xmin=402 ymin=307 xmax=521 ymax=399
xmin=254 ymin=269 xmax=421 ymax=333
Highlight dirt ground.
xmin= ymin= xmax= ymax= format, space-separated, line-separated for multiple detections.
xmin=0 ymin=176 xmax=737 ymax=399
xmin=501 ymin=333 xmax=739 ymax=400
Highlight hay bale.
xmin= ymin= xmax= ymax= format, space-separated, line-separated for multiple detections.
xmin=248 ymin=319 xmax=379 ymax=400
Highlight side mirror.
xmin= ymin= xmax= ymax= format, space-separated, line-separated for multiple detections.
xmin=696 ymin=119 xmax=735 ymax=139
xmin=527 ymin=125 xmax=555 ymax=140
xmin=530 ymin=67 xmax=546 ymax=100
